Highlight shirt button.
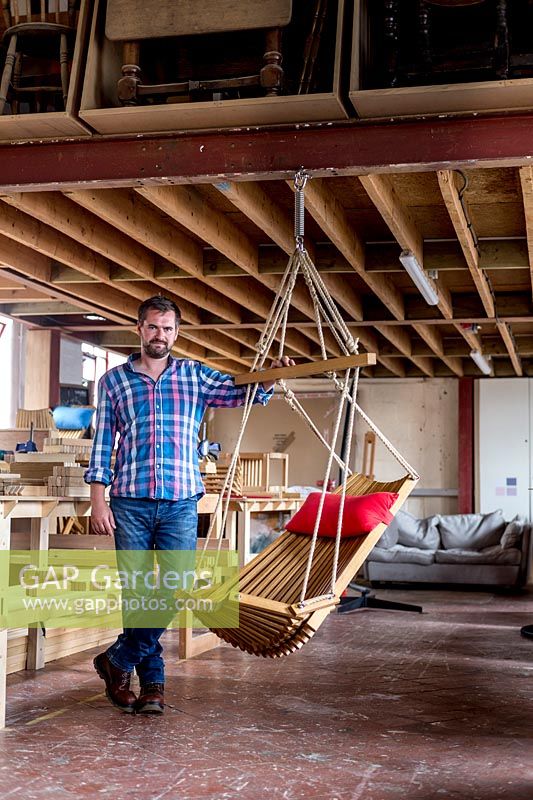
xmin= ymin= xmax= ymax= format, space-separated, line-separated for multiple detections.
xmin=157 ymin=464 xmax=161 ymax=469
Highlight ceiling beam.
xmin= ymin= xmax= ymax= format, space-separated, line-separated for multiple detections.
xmin=437 ymin=170 xmax=495 ymax=317
xmin=64 ymin=187 xmax=316 ymax=357
xmin=518 ymin=166 xmax=533 ymax=301
xmin=213 ymin=180 xmax=367 ymax=324
xmin=0 ymin=235 xmax=235 ymax=367
xmin=359 ymin=173 xmax=462 ymax=376
xmin=1 ymin=302 xmax=82 ymax=316
xmin=137 ymin=185 xmax=259 ymax=277
xmin=3 ymin=115 xmax=533 ymax=191
xmin=300 ymin=177 xmax=441 ymax=376
xmin=495 ymin=321 xmax=523 ymax=377
xmin=64 ymin=188 xmax=250 ymax=320
xmin=2 ymin=191 xmax=237 ymax=325
xmin=302 ymin=178 xmax=404 ymax=319
xmin=136 ymin=183 xmax=320 ymax=355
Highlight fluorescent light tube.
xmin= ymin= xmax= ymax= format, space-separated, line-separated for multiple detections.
xmin=399 ymin=250 xmax=439 ymax=306
xmin=470 ymin=350 xmax=492 ymax=376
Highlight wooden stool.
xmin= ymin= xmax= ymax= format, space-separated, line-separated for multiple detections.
xmin=0 ymin=0 xmax=78 ymax=115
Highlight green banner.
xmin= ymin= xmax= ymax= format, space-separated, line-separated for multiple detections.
xmin=0 ymin=550 xmax=240 ymax=630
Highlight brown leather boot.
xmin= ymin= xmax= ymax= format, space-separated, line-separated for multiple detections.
xmin=93 ymin=652 xmax=137 ymax=713
xmin=135 ymin=683 xmax=164 ymax=714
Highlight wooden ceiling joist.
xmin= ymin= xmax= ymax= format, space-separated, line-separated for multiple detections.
xmin=437 ymin=170 xmax=495 ymax=317
xmin=64 ymin=187 xmax=325 ymax=358
xmin=359 ymin=173 xmax=463 ymax=377
xmin=495 ymin=321 xmax=523 ymax=377
xmin=211 ymin=178 xmax=393 ymax=370
xmin=0 ymin=188 xmax=288 ymax=363
xmin=518 ymin=165 xmax=533 ymax=301
xmin=0 ymin=192 xmax=240 ymax=325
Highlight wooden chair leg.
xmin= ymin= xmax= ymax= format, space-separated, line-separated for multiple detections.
xmin=418 ymin=0 xmax=432 ymax=78
xmin=11 ymin=51 xmax=21 ymax=114
xmin=0 ymin=35 xmax=17 ymax=115
xmin=118 ymin=41 xmax=141 ymax=105
xmin=260 ymin=27 xmax=283 ymax=96
xmin=494 ymin=0 xmax=509 ymax=79
xmin=60 ymin=32 xmax=69 ymax=108
xmin=384 ymin=0 xmax=400 ymax=87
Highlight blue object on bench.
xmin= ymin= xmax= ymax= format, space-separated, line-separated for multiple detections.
xmin=52 ymin=406 xmax=95 ymax=430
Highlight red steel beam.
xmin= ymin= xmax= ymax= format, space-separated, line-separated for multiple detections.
xmin=1 ymin=114 xmax=533 ymax=191
xmin=458 ymin=377 xmax=474 ymax=514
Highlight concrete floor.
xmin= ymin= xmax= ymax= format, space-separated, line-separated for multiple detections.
xmin=2 ymin=587 xmax=533 ymax=800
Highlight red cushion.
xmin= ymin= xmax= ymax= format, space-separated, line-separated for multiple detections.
xmin=285 ymin=491 xmax=399 ymax=538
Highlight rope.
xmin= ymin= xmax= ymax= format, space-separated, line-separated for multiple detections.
xmin=329 ymin=369 xmax=359 ymax=595
xmin=299 ymin=368 xmax=353 ymax=605
xmin=202 ymin=167 xmax=418 ymax=597
xmin=328 ymin=372 xmax=419 ymax=480
xmin=279 ymin=380 xmax=351 ymax=475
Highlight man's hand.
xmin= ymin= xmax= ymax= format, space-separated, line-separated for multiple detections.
xmin=90 ymin=483 xmax=116 ymax=536
xmin=262 ymin=355 xmax=296 ymax=391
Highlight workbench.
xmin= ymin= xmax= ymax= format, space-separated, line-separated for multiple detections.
xmin=228 ymin=495 xmax=304 ymax=566
xmin=0 ymin=493 xmax=223 ymax=729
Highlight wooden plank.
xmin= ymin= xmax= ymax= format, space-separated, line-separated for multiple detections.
xmin=0 ymin=193 xmax=212 ymax=327
xmin=303 ymin=179 xmax=405 ymax=321
xmin=437 ymin=170 xmax=495 ymax=317
xmin=0 ymin=510 xmax=10 ymax=728
xmin=26 ymin=516 xmax=50 ymax=671
xmin=106 ymin=0 xmax=292 ymax=40
xmin=138 ymin=186 xmax=259 ymax=277
xmin=234 ymin=354 xmax=376 ymax=385
xmin=64 ymin=189 xmax=244 ymax=324
xmin=178 ymin=629 xmax=220 ymax=660
xmin=496 ymin=321 xmax=523 ymax=377
xmin=349 ymin=75 xmax=533 ymax=120
xmin=358 ymin=173 xmax=462 ymax=374
xmin=518 ymin=166 xmax=533 ymax=301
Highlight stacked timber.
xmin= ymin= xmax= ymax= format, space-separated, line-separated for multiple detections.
xmin=43 ymin=436 xmax=93 ymax=463
xmin=47 ymin=465 xmax=90 ymax=497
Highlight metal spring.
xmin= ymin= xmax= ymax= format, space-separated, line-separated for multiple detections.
xmin=293 ymin=168 xmax=308 ymax=243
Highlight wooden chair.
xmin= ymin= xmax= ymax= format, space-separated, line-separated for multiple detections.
xmin=104 ymin=0 xmax=293 ymax=105
xmin=240 ymin=452 xmax=289 ymax=494
xmin=0 ymin=0 xmax=78 ymax=115
xmin=418 ymin=0 xmax=509 ymax=80
xmin=384 ymin=0 xmax=509 ymax=87
xmin=15 ymin=406 xmax=55 ymax=429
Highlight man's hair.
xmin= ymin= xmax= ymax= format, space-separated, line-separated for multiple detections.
xmin=137 ymin=296 xmax=181 ymax=326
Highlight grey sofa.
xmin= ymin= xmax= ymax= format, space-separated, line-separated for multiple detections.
xmin=364 ymin=509 xmax=531 ymax=588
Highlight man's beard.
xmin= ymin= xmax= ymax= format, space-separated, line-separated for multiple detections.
xmin=143 ymin=340 xmax=171 ymax=359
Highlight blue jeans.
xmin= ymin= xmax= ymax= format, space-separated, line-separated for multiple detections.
xmin=105 ymin=496 xmax=198 ymax=684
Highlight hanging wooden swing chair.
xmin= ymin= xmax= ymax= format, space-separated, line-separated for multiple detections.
xmin=200 ymin=170 xmax=419 ymax=658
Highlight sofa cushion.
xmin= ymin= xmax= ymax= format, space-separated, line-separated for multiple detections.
xmin=438 ymin=510 xmax=505 ymax=550
xmin=369 ymin=544 xmax=435 ymax=565
xmin=435 ymin=546 xmax=521 ymax=565
xmin=500 ymin=515 xmax=526 ymax=550
xmin=285 ymin=491 xmax=399 ymax=538
xmin=375 ymin=513 xmax=402 ymax=548
xmin=394 ymin=510 xmax=440 ymax=550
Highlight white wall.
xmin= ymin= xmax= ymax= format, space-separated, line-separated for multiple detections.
xmin=60 ymin=337 xmax=84 ymax=386
xmin=477 ymin=378 xmax=531 ymax=520
xmin=212 ymin=377 xmax=458 ymax=518
xmin=0 ymin=315 xmax=24 ymax=428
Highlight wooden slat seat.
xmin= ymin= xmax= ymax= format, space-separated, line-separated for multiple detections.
xmin=208 ymin=471 xmax=417 ymax=657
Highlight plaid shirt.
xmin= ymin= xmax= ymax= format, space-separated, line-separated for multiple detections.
xmin=84 ymin=354 xmax=272 ymax=500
